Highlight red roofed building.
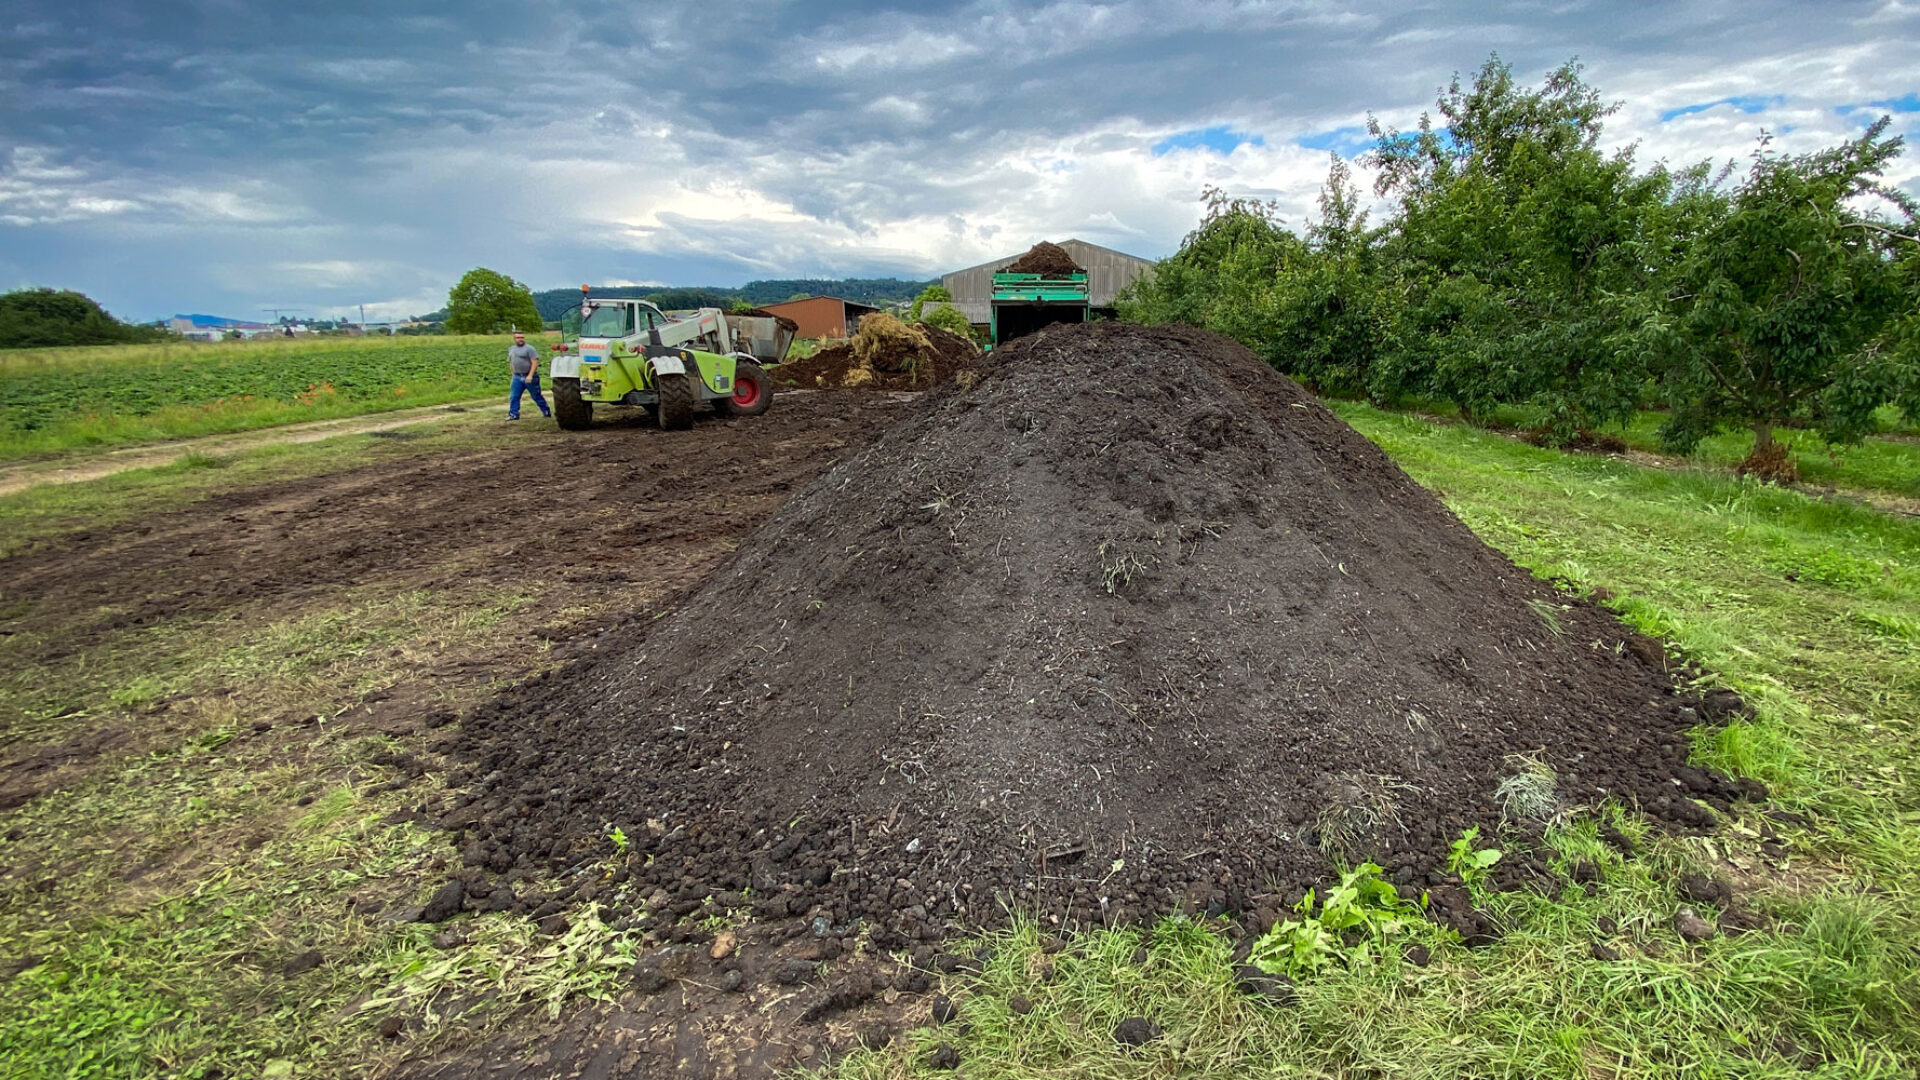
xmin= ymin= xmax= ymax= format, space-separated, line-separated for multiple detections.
xmin=757 ymin=296 xmax=880 ymax=340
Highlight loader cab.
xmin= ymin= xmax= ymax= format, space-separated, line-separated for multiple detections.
xmin=578 ymin=300 xmax=666 ymax=341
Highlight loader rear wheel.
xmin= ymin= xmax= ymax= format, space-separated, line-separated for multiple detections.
xmin=655 ymin=372 xmax=694 ymax=430
xmin=553 ymin=378 xmax=592 ymax=430
xmin=714 ymin=360 xmax=772 ymax=418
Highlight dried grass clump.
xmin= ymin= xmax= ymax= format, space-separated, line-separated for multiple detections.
xmin=1494 ymin=753 xmax=1561 ymax=824
xmin=839 ymin=366 xmax=876 ymax=389
xmin=851 ymin=312 xmax=934 ymax=374
xmin=1315 ymin=772 xmax=1413 ymax=860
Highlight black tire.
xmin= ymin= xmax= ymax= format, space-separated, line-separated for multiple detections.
xmin=655 ymin=371 xmax=694 ymax=430
xmin=713 ymin=360 xmax=773 ymax=418
xmin=553 ymin=377 xmax=592 ymax=430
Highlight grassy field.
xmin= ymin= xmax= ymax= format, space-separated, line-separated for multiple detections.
xmin=1445 ymin=400 xmax=1920 ymax=500
xmin=0 ymin=336 xmax=526 ymax=462
xmin=1 ymin=400 xmax=1916 ymax=1078
xmin=1610 ymin=410 xmax=1920 ymax=498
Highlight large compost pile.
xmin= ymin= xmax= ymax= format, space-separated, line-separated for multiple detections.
xmin=450 ymin=323 xmax=1721 ymax=948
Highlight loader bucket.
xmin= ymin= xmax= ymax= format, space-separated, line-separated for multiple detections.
xmin=724 ymin=315 xmax=796 ymax=366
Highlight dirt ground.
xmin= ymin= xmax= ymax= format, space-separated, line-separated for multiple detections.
xmin=1 ymin=388 xmax=978 ymax=1078
xmin=0 ymin=391 xmax=907 ymax=800
xmin=0 ymin=339 xmax=1756 ymax=1080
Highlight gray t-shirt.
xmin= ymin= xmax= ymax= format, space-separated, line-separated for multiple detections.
xmin=508 ymin=343 xmax=539 ymax=376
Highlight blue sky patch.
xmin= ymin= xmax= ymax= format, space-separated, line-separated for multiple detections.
xmin=1868 ymin=92 xmax=1920 ymax=113
xmin=1296 ymin=125 xmax=1374 ymax=156
xmin=1152 ymin=125 xmax=1264 ymax=156
xmin=1660 ymin=95 xmax=1781 ymax=122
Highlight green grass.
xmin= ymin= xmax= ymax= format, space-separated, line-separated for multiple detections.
xmin=0 ymin=335 xmax=527 ymax=461
xmin=0 ymin=575 xmax=580 ymax=1078
xmin=1454 ymin=398 xmax=1920 ymax=499
xmin=1613 ymin=412 xmax=1920 ymax=498
xmin=0 ymin=416 xmax=663 ymax=1079
xmin=0 ymin=411 xmax=510 ymax=559
xmin=822 ymin=401 xmax=1920 ymax=1080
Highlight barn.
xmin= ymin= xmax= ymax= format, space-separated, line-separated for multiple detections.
xmin=758 ymin=296 xmax=881 ymax=340
xmin=941 ymin=239 xmax=1156 ymax=332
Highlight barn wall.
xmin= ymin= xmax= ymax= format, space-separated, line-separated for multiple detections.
xmin=762 ymin=297 xmax=855 ymax=339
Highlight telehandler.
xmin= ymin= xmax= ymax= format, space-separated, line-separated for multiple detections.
xmin=546 ymin=286 xmax=795 ymax=431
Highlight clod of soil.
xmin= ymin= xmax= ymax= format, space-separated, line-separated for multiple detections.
xmin=1113 ymin=1016 xmax=1161 ymax=1046
xmin=1699 ymin=689 xmax=1747 ymax=720
xmin=418 ymin=880 xmax=465 ymax=923
xmin=450 ymin=323 xmax=1712 ymax=946
xmin=1001 ymin=241 xmax=1084 ymax=277
xmin=281 ymin=949 xmax=324 ymax=976
xmin=927 ymin=1043 xmax=960 ymax=1070
xmin=774 ymin=324 xmax=979 ymax=391
xmin=1678 ymin=873 xmax=1734 ymax=908
xmin=1232 ymin=965 xmax=1297 ymax=1004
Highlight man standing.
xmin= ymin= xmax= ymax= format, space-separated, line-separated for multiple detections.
xmin=507 ymin=331 xmax=551 ymax=421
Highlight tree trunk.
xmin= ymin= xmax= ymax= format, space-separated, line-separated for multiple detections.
xmin=1738 ymin=420 xmax=1795 ymax=483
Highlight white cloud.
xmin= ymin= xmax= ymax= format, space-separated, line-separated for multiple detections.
xmin=7 ymin=0 xmax=1920 ymax=321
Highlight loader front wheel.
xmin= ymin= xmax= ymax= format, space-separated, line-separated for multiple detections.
xmin=655 ymin=372 xmax=694 ymax=431
xmin=714 ymin=360 xmax=773 ymax=418
xmin=553 ymin=378 xmax=592 ymax=430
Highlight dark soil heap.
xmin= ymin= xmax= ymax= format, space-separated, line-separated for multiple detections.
xmin=1001 ymin=241 xmax=1084 ymax=276
xmin=451 ymin=323 xmax=1718 ymax=947
xmin=775 ymin=324 xmax=979 ymax=391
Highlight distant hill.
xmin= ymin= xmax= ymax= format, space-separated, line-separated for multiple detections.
xmin=527 ymin=277 xmax=934 ymax=323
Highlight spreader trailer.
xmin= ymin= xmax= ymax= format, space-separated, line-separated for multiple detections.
xmin=546 ymin=286 xmax=796 ymax=430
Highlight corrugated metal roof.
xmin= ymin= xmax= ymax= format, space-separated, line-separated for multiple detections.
xmin=941 ymin=239 xmax=1156 ymax=324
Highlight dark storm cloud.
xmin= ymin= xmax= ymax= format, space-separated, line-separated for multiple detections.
xmin=2 ymin=1 xmax=1916 ymax=320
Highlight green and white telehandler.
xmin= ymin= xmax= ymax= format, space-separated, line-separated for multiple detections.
xmin=546 ymin=286 xmax=796 ymax=431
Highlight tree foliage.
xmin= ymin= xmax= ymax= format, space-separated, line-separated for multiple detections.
xmin=908 ymin=284 xmax=953 ymax=322
xmin=920 ymin=302 xmax=974 ymax=341
xmin=1644 ymin=118 xmax=1918 ymax=456
xmin=0 ymin=289 xmax=170 ymax=349
xmin=1122 ymin=54 xmax=1920 ymax=470
xmin=445 ymin=268 xmax=544 ymax=335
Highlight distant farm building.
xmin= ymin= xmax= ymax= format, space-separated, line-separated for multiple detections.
xmin=941 ymin=239 xmax=1156 ymax=331
xmin=167 ymin=314 xmax=288 ymax=341
xmin=759 ymin=296 xmax=881 ymax=340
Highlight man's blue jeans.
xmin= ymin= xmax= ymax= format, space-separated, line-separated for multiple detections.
xmin=509 ymin=373 xmax=550 ymax=419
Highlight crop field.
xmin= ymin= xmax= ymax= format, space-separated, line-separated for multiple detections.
xmin=1 ymin=325 xmax=1917 ymax=1080
xmin=0 ymin=336 xmax=526 ymax=462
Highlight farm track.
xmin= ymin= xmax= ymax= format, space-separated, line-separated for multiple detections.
xmin=0 ymin=398 xmax=500 ymax=497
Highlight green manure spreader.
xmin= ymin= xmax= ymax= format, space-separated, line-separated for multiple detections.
xmin=547 ymin=286 xmax=796 ymax=431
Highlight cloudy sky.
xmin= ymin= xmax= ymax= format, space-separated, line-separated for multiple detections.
xmin=3 ymin=1 xmax=1917 ymax=322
